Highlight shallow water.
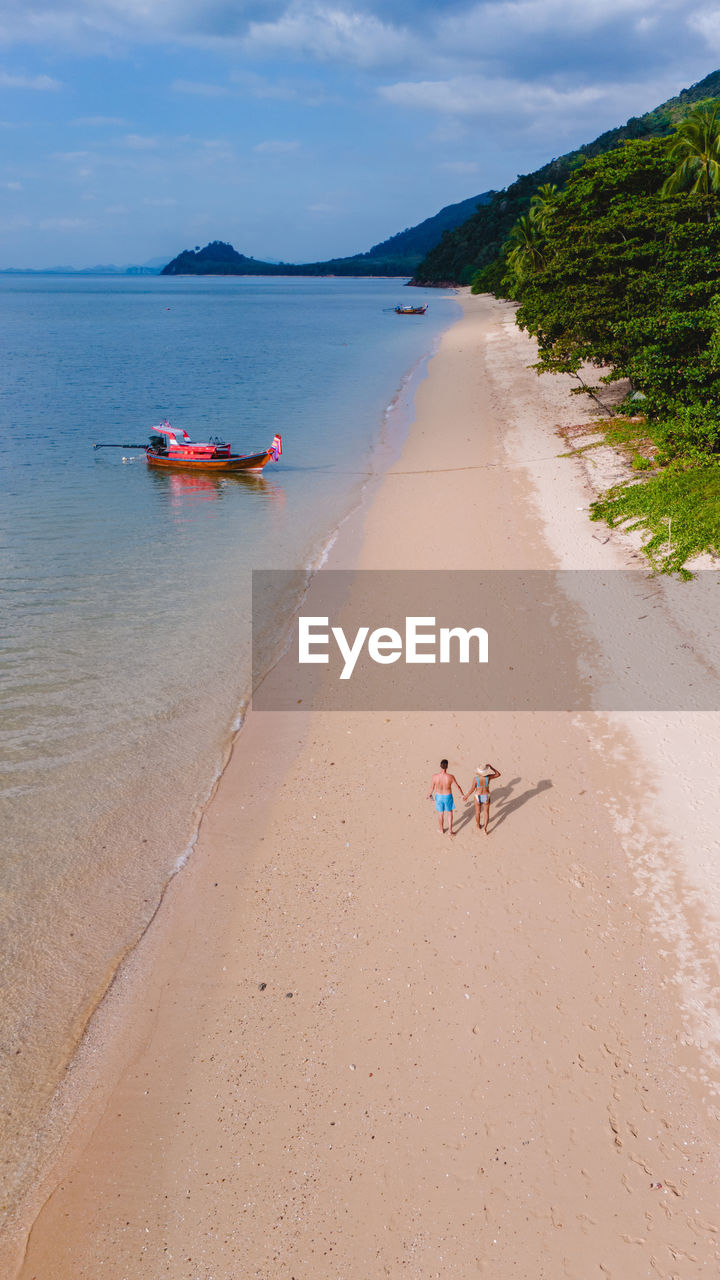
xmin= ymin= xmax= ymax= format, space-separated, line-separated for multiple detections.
xmin=0 ymin=273 xmax=460 ymax=1217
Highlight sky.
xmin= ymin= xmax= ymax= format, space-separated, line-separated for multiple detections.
xmin=1 ymin=1 xmax=720 ymax=267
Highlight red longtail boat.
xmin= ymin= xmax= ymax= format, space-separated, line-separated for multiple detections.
xmin=94 ymin=422 xmax=282 ymax=472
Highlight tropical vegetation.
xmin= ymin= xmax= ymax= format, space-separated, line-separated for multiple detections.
xmin=661 ymin=102 xmax=720 ymax=195
xmin=479 ymin=104 xmax=720 ymax=573
xmin=412 ymin=69 xmax=720 ymax=287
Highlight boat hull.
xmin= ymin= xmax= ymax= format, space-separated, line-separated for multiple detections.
xmin=145 ymin=448 xmax=273 ymax=473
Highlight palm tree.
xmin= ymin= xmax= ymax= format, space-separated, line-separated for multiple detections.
xmin=503 ymin=184 xmax=560 ymax=291
xmin=662 ymin=102 xmax=720 ymax=196
xmin=529 ymin=183 xmax=559 ymax=227
xmin=505 ymin=213 xmax=546 ymax=283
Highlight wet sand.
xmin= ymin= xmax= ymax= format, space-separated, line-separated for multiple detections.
xmin=15 ymin=293 xmax=720 ymax=1279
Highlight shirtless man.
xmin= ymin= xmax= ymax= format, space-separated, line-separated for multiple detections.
xmin=463 ymin=762 xmax=501 ymax=834
xmin=427 ymin=758 xmax=464 ymax=837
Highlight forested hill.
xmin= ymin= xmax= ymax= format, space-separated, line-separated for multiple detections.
xmin=161 ymin=192 xmax=491 ymax=276
xmin=412 ymin=68 xmax=720 ymax=286
xmin=356 ymin=192 xmax=492 ymax=266
xmin=161 ymin=243 xmax=282 ymax=276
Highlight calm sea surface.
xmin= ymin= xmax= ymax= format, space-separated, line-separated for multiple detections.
xmin=0 ymin=274 xmax=460 ymax=1218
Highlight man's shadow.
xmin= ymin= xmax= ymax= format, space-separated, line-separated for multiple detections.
xmin=453 ymin=802 xmax=479 ymax=833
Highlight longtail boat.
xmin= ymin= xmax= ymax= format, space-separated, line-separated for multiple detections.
xmin=394 ymin=304 xmax=427 ymax=315
xmin=94 ymin=422 xmax=282 ymax=473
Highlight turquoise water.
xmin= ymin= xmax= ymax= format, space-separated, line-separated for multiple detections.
xmin=0 ymin=274 xmax=460 ymax=1220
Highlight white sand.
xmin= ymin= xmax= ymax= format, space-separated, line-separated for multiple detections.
xmin=13 ymin=293 xmax=720 ymax=1280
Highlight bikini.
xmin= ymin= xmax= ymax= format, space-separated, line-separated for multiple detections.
xmin=476 ymin=774 xmax=490 ymax=803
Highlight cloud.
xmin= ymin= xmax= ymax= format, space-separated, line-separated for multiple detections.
xmin=377 ymin=70 xmax=685 ymax=139
xmin=2 ymin=179 xmax=22 ymax=188
xmin=379 ymin=75 xmax=608 ymax=118
xmin=0 ymin=69 xmax=61 ymax=89
xmin=689 ymin=6 xmax=720 ymax=48
xmin=242 ymin=3 xmax=418 ymax=67
xmin=253 ymin=138 xmax=300 ymax=153
xmin=0 ymin=0 xmax=707 ymax=87
xmin=0 ymin=0 xmax=286 ymax=52
xmin=437 ymin=0 xmax=657 ymax=50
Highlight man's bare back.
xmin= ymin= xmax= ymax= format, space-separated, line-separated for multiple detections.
xmin=430 ymin=770 xmax=457 ymax=794
xmin=427 ymin=759 xmax=464 ymax=836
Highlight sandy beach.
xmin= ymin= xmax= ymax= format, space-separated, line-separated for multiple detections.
xmin=13 ymin=293 xmax=720 ymax=1278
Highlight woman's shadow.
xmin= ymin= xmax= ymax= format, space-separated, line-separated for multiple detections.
xmin=453 ymin=776 xmax=552 ymax=833
xmin=490 ymin=776 xmax=552 ymax=831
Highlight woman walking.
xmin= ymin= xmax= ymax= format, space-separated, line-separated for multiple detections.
xmin=464 ymin=762 xmax=501 ymax=834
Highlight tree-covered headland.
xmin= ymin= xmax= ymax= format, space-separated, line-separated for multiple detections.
xmin=482 ymin=104 xmax=720 ymax=574
xmin=412 ymin=70 xmax=720 ymax=288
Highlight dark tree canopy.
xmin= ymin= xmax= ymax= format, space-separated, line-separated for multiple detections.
xmin=515 ymin=138 xmax=720 ymax=446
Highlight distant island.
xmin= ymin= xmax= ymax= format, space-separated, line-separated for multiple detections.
xmin=160 ymin=193 xmax=492 ymax=278
xmin=0 ymin=257 xmax=167 ymax=276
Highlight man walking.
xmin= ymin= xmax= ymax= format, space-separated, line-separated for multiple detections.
xmin=427 ymin=758 xmax=464 ymax=837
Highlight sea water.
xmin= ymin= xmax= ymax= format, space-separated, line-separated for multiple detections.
xmin=0 ymin=274 xmax=460 ymax=1221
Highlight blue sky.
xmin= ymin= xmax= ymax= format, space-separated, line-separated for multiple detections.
xmin=1 ymin=0 xmax=719 ymax=267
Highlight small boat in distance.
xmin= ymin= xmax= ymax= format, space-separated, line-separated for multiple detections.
xmin=394 ymin=304 xmax=428 ymax=315
xmin=94 ymin=422 xmax=282 ymax=473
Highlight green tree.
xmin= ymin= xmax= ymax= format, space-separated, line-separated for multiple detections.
xmin=498 ymin=184 xmax=560 ymax=295
xmin=504 ymin=213 xmax=545 ymax=286
xmin=416 ymin=71 xmax=720 ymax=285
xmin=662 ymin=102 xmax=720 ymax=195
xmin=529 ymin=183 xmax=559 ymax=226
xmin=515 ymin=139 xmax=720 ymax=453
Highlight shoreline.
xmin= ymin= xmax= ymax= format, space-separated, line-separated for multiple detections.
xmin=0 ymin=298 xmax=459 ymax=1270
xmin=13 ymin=293 xmax=720 ymax=1277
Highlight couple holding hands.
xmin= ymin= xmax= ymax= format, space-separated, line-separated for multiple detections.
xmin=427 ymin=758 xmax=501 ymax=837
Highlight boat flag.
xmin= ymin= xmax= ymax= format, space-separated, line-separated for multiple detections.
xmin=270 ymin=433 xmax=283 ymax=461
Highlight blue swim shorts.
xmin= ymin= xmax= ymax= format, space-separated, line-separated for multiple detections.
xmin=435 ymin=793 xmax=454 ymax=813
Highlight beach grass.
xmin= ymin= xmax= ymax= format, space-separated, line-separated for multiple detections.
xmin=591 ymin=459 xmax=720 ymax=577
xmin=557 ymin=414 xmax=655 ymax=459
xmin=556 ymin=413 xmax=720 ymax=575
